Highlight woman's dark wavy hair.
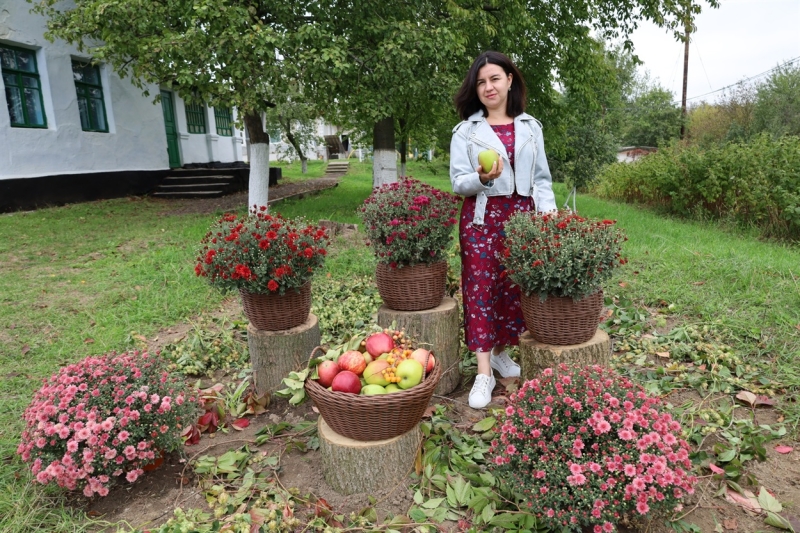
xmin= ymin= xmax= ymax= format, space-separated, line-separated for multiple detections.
xmin=454 ymin=51 xmax=527 ymax=120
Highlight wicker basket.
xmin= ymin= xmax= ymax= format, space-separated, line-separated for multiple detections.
xmin=375 ymin=261 xmax=446 ymax=312
xmin=520 ymin=290 xmax=603 ymax=346
xmin=239 ymin=282 xmax=311 ymax=331
xmin=305 ymin=348 xmax=442 ymax=441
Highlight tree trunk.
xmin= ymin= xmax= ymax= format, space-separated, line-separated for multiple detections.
xmin=244 ymin=112 xmax=270 ymax=210
xmin=247 ymin=314 xmax=321 ymax=398
xmin=399 ymin=136 xmax=407 ymax=178
xmin=301 ymin=158 xmax=307 ymax=174
xmin=377 ymin=297 xmax=461 ymax=396
xmin=318 ymin=417 xmax=422 ymax=495
xmin=283 ymin=117 xmax=308 ymax=172
xmin=518 ymin=329 xmax=611 ymax=381
xmin=372 ymin=116 xmax=397 ymax=187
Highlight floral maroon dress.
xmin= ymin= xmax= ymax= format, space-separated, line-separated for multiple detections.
xmin=459 ymin=122 xmax=533 ymax=352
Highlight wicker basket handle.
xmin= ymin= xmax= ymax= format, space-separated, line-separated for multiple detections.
xmin=421 ymin=349 xmax=432 ymax=382
xmin=307 ymin=345 xmax=327 ymax=366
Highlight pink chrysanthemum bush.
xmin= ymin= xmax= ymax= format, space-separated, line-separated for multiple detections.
xmin=488 ymin=365 xmax=697 ymax=532
xmin=17 ymin=351 xmax=199 ymax=497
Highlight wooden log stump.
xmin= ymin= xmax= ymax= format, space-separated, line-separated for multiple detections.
xmin=248 ymin=313 xmax=320 ymax=398
xmin=519 ymin=328 xmax=611 ymax=380
xmin=377 ymin=296 xmax=460 ymax=395
xmin=318 ymin=417 xmax=422 ymax=495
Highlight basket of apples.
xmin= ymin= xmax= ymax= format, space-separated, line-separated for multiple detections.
xmin=304 ymin=328 xmax=441 ymax=441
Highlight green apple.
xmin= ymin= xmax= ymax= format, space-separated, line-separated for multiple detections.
xmin=396 ymin=359 xmax=424 ymax=390
xmin=361 ymin=384 xmax=387 ymax=395
xmin=478 ymin=150 xmax=500 ymax=173
xmin=385 ymin=384 xmax=402 ymax=393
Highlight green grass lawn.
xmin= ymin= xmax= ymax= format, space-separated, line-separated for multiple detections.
xmin=1 ymin=158 xmax=798 ymax=531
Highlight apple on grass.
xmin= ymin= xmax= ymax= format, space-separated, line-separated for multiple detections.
xmin=317 ymin=360 xmax=340 ymax=388
xmin=363 ymin=360 xmax=391 ymax=387
xmin=338 ymin=350 xmax=367 ymax=376
xmin=478 ymin=150 xmax=500 ymax=174
xmin=331 ymin=370 xmax=362 ymax=394
xmin=361 ymin=384 xmax=387 ymax=395
xmin=396 ymin=359 xmax=424 ymax=390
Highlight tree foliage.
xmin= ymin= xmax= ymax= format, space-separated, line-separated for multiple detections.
xmin=753 ymin=62 xmax=800 ymax=138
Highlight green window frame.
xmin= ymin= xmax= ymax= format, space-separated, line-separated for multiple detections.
xmin=72 ymin=60 xmax=108 ymax=132
xmin=214 ymin=107 xmax=233 ymax=136
xmin=185 ymin=100 xmax=207 ymax=134
xmin=1 ymin=44 xmax=47 ymax=128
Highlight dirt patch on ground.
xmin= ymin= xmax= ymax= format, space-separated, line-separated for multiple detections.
xmin=152 ymin=178 xmax=340 ymax=217
xmin=67 ymin=302 xmax=800 ymax=532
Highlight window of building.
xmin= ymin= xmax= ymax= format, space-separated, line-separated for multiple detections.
xmin=214 ymin=107 xmax=233 ymax=136
xmin=1 ymin=44 xmax=47 ymax=128
xmin=185 ymin=100 xmax=207 ymax=134
xmin=72 ymin=61 xmax=108 ymax=132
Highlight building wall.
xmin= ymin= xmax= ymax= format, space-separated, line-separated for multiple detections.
xmin=0 ymin=6 xmax=170 ymax=180
xmin=0 ymin=5 xmax=246 ymax=183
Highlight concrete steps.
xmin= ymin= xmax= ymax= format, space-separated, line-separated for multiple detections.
xmin=323 ymin=160 xmax=349 ymax=179
xmin=152 ymin=174 xmax=237 ymax=199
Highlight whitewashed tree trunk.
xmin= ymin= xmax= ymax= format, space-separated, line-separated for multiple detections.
xmin=248 ymin=142 xmax=270 ymax=209
xmin=244 ymin=112 xmax=271 ymax=211
xmin=301 ymin=159 xmax=307 ymax=174
xmin=373 ymin=116 xmax=397 ymax=187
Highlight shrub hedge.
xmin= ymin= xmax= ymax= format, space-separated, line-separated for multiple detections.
xmin=592 ymin=134 xmax=800 ymax=240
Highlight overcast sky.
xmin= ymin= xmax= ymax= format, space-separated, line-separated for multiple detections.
xmin=621 ymin=0 xmax=800 ymax=104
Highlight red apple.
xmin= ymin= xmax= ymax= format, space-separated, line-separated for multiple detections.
xmin=338 ymin=350 xmax=367 ymax=376
xmin=317 ymin=360 xmax=341 ymax=388
xmin=410 ymin=348 xmax=436 ymax=374
xmin=365 ymin=332 xmax=395 ymax=358
xmin=331 ymin=370 xmax=362 ymax=394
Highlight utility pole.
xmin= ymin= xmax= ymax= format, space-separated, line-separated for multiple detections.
xmin=680 ymin=6 xmax=691 ymax=139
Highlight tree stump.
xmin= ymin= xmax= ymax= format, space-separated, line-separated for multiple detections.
xmin=377 ymin=296 xmax=461 ymax=395
xmin=519 ymin=329 xmax=611 ymax=380
xmin=318 ymin=417 xmax=422 ymax=495
xmin=248 ymin=313 xmax=320 ymax=398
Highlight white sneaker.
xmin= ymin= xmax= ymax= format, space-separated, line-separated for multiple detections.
xmin=490 ymin=350 xmax=521 ymax=378
xmin=469 ymin=374 xmax=496 ymax=409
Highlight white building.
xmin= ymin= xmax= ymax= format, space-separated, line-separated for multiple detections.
xmin=0 ymin=4 xmax=246 ymax=212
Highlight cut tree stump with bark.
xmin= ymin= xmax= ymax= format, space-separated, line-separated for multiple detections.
xmin=318 ymin=417 xmax=422 ymax=495
xmin=519 ymin=328 xmax=611 ymax=380
xmin=377 ymin=296 xmax=461 ymax=395
xmin=248 ymin=313 xmax=320 ymax=398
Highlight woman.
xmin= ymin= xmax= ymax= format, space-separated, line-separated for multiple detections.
xmin=450 ymin=51 xmax=557 ymax=408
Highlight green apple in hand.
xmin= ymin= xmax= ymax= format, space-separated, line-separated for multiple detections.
xmin=478 ymin=150 xmax=500 ymax=173
xmin=396 ymin=359 xmax=424 ymax=390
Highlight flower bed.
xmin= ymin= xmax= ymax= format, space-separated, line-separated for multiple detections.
xmin=17 ymin=351 xmax=198 ymax=497
xmin=488 ymin=364 xmax=696 ymax=532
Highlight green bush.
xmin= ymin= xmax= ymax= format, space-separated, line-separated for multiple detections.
xmin=592 ymin=134 xmax=800 ymax=240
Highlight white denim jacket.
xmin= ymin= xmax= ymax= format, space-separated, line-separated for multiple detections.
xmin=450 ymin=110 xmax=557 ymax=225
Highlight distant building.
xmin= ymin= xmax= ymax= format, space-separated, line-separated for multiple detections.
xmin=1 ymin=4 xmax=246 ymax=212
xmin=616 ymin=146 xmax=657 ymax=163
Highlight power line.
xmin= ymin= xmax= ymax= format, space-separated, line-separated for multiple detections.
xmin=676 ymin=55 xmax=800 ymax=104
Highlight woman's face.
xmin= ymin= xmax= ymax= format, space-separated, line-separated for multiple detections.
xmin=476 ymin=63 xmax=512 ymax=114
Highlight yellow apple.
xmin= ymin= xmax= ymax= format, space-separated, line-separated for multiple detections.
xmin=478 ymin=150 xmax=500 ymax=173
